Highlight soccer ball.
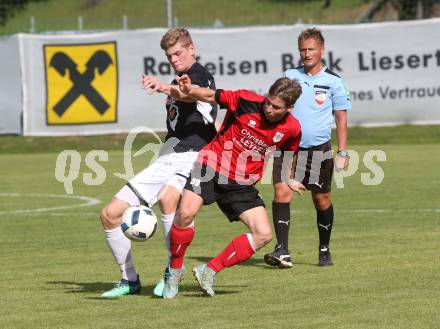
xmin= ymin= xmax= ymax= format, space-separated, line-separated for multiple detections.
xmin=121 ymin=206 xmax=157 ymax=242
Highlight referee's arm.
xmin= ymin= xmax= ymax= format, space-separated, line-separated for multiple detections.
xmin=334 ymin=110 xmax=347 ymax=152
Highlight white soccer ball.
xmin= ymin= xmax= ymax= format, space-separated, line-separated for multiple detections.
xmin=121 ymin=206 xmax=157 ymax=242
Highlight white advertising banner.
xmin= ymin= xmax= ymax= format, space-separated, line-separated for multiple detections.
xmin=13 ymin=18 xmax=440 ymax=135
xmin=0 ymin=35 xmax=22 ymax=134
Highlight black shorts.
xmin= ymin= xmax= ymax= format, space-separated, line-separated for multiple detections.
xmin=185 ymin=162 xmax=265 ymax=222
xmin=272 ymin=141 xmax=334 ymax=193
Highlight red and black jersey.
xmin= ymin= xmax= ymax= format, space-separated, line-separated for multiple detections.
xmin=197 ymin=89 xmax=302 ymax=184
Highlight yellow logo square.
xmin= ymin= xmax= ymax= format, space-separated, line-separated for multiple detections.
xmin=44 ymin=42 xmax=118 ymax=125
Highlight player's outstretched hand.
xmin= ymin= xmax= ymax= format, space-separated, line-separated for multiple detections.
xmin=335 ymin=153 xmax=349 ymax=172
xmin=142 ymin=75 xmax=161 ymax=94
xmin=287 ymin=179 xmax=306 ymax=195
xmin=176 ymin=74 xmax=192 ymax=95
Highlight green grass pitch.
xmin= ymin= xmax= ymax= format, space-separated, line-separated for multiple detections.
xmin=0 ymin=127 xmax=439 ymax=329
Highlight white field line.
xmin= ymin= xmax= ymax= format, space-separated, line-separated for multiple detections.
xmin=0 ymin=193 xmax=101 ymax=215
xmin=291 ymin=209 xmax=440 ymax=213
xmin=2 ymin=212 xmax=98 ymax=217
xmin=0 ymin=191 xmax=438 ymax=218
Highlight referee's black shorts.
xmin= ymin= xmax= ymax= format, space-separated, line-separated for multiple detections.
xmin=185 ymin=162 xmax=265 ymax=222
xmin=272 ymin=141 xmax=334 ymax=193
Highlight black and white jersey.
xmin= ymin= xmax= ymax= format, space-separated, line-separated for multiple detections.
xmin=165 ymin=62 xmax=217 ymax=152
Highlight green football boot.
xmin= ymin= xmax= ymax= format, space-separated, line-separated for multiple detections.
xmin=153 ymin=278 xmax=165 ymax=297
xmin=101 ymin=275 xmax=141 ymax=297
xmin=153 ymin=266 xmax=170 ymax=297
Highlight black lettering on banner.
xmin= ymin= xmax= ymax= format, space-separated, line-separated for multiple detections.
xmin=205 ymin=62 xmax=216 ymax=73
xmin=358 ymin=50 xmax=440 ymax=71
xmin=198 ymin=56 xmax=267 ymax=76
xmin=281 ymin=53 xmax=295 ymax=71
xmin=349 ymin=90 xmax=373 ymax=101
xmin=327 ymin=51 xmax=342 ymax=72
xmin=255 ymin=60 xmax=267 ymax=74
xmin=379 ymin=56 xmax=392 ymax=70
xmin=282 ymin=53 xmax=343 ymax=72
xmin=227 ymin=62 xmax=236 ymax=75
xmin=281 ymin=53 xmax=303 ymax=71
xmin=240 ymin=61 xmax=252 ymax=74
xmin=379 ymin=85 xmax=440 ymax=99
xmin=143 ymin=55 xmax=267 ymax=76
xmin=423 ymin=54 xmax=433 ymax=67
xmin=358 ymin=52 xmax=369 ymax=71
xmin=427 ymin=88 xmax=436 ymax=97
xmin=407 ymin=55 xmax=420 ymax=68
xmin=143 ymin=57 xmax=171 ymax=75
xmin=143 ymin=57 xmax=156 ymax=74
xmin=159 ymin=62 xmax=172 ymax=75
xmin=394 ymin=55 xmax=404 ymax=69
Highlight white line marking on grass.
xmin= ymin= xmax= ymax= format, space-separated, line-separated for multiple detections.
xmin=0 ymin=193 xmax=101 ymax=215
xmin=292 ymin=208 xmax=440 ymax=213
xmin=348 ymin=209 xmax=388 ymax=213
xmin=7 ymin=212 xmax=98 ymax=217
xmin=347 ymin=209 xmax=440 ymax=213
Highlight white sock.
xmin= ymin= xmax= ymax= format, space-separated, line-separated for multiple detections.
xmin=104 ymin=227 xmax=137 ymax=282
xmin=246 ymin=233 xmax=257 ymax=252
xmin=160 ymin=212 xmax=175 ymax=259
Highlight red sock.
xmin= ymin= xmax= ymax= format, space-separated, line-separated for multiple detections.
xmin=208 ymin=234 xmax=255 ymax=273
xmin=169 ymin=223 xmax=195 ymax=269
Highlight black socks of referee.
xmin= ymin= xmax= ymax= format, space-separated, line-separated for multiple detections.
xmin=316 ymin=204 xmax=334 ymax=248
xmin=273 ymin=202 xmax=333 ymax=251
xmin=272 ymin=202 xmax=291 ymax=251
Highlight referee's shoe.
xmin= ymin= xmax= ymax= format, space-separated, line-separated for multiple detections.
xmin=318 ymin=245 xmax=333 ymax=266
xmin=264 ymin=244 xmax=292 ymax=268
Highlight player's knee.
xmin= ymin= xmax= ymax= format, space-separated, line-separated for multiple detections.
xmin=158 ymin=194 xmax=178 ymax=213
xmin=254 ymin=231 xmax=272 ymax=249
xmin=273 ymin=183 xmax=293 ymax=203
xmin=313 ymin=195 xmax=331 ymax=211
xmin=175 ymin=207 xmax=195 ymax=227
xmin=100 ymin=207 xmax=109 ymax=224
xmin=100 ymin=206 xmax=121 ymax=229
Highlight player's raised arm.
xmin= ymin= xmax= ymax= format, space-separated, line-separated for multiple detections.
xmin=142 ymin=75 xmax=162 ymax=93
xmin=142 ymin=74 xmax=195 ymax=102
xmin=174 ymin=74 xmax=216 ymax=104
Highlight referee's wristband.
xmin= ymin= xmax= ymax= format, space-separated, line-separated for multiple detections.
xmin=337 ymin=150 xmax=348 ymax=157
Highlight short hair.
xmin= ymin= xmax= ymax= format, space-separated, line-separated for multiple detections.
xmin=160 ymin=27 xmax=193 ymax=50
xmin=298 ymin=28 xmax=325 ymax=47
xmin=268 ymin=78 xmax=302 ymax=107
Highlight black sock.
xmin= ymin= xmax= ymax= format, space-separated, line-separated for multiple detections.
xmin=272 ymin=202 xmax=291 ymax=251
xmin=316 ymin=204 xmax=334 ymax=248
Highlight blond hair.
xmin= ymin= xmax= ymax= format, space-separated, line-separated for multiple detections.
xmin=160 ymin=27 xmax=193 ymax=50
xmin=298 ymin=28 xmax=325 ymax=47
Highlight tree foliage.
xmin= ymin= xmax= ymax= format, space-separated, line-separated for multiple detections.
xmin=0 ymin=0 xmax=46 ymax=26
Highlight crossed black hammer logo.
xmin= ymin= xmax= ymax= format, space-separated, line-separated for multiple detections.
xmin=50 ymin=50 xmax=113 ymax=116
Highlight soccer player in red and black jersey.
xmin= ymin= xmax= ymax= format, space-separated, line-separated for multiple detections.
xmin=161 ymin=74 xmax=305 ymax=298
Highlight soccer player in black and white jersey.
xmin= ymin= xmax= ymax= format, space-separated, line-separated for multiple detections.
xmin=99 ymin=28 xmax=217 ymax=298
xmin=159 ymin=74 xmax=305 ymax=298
